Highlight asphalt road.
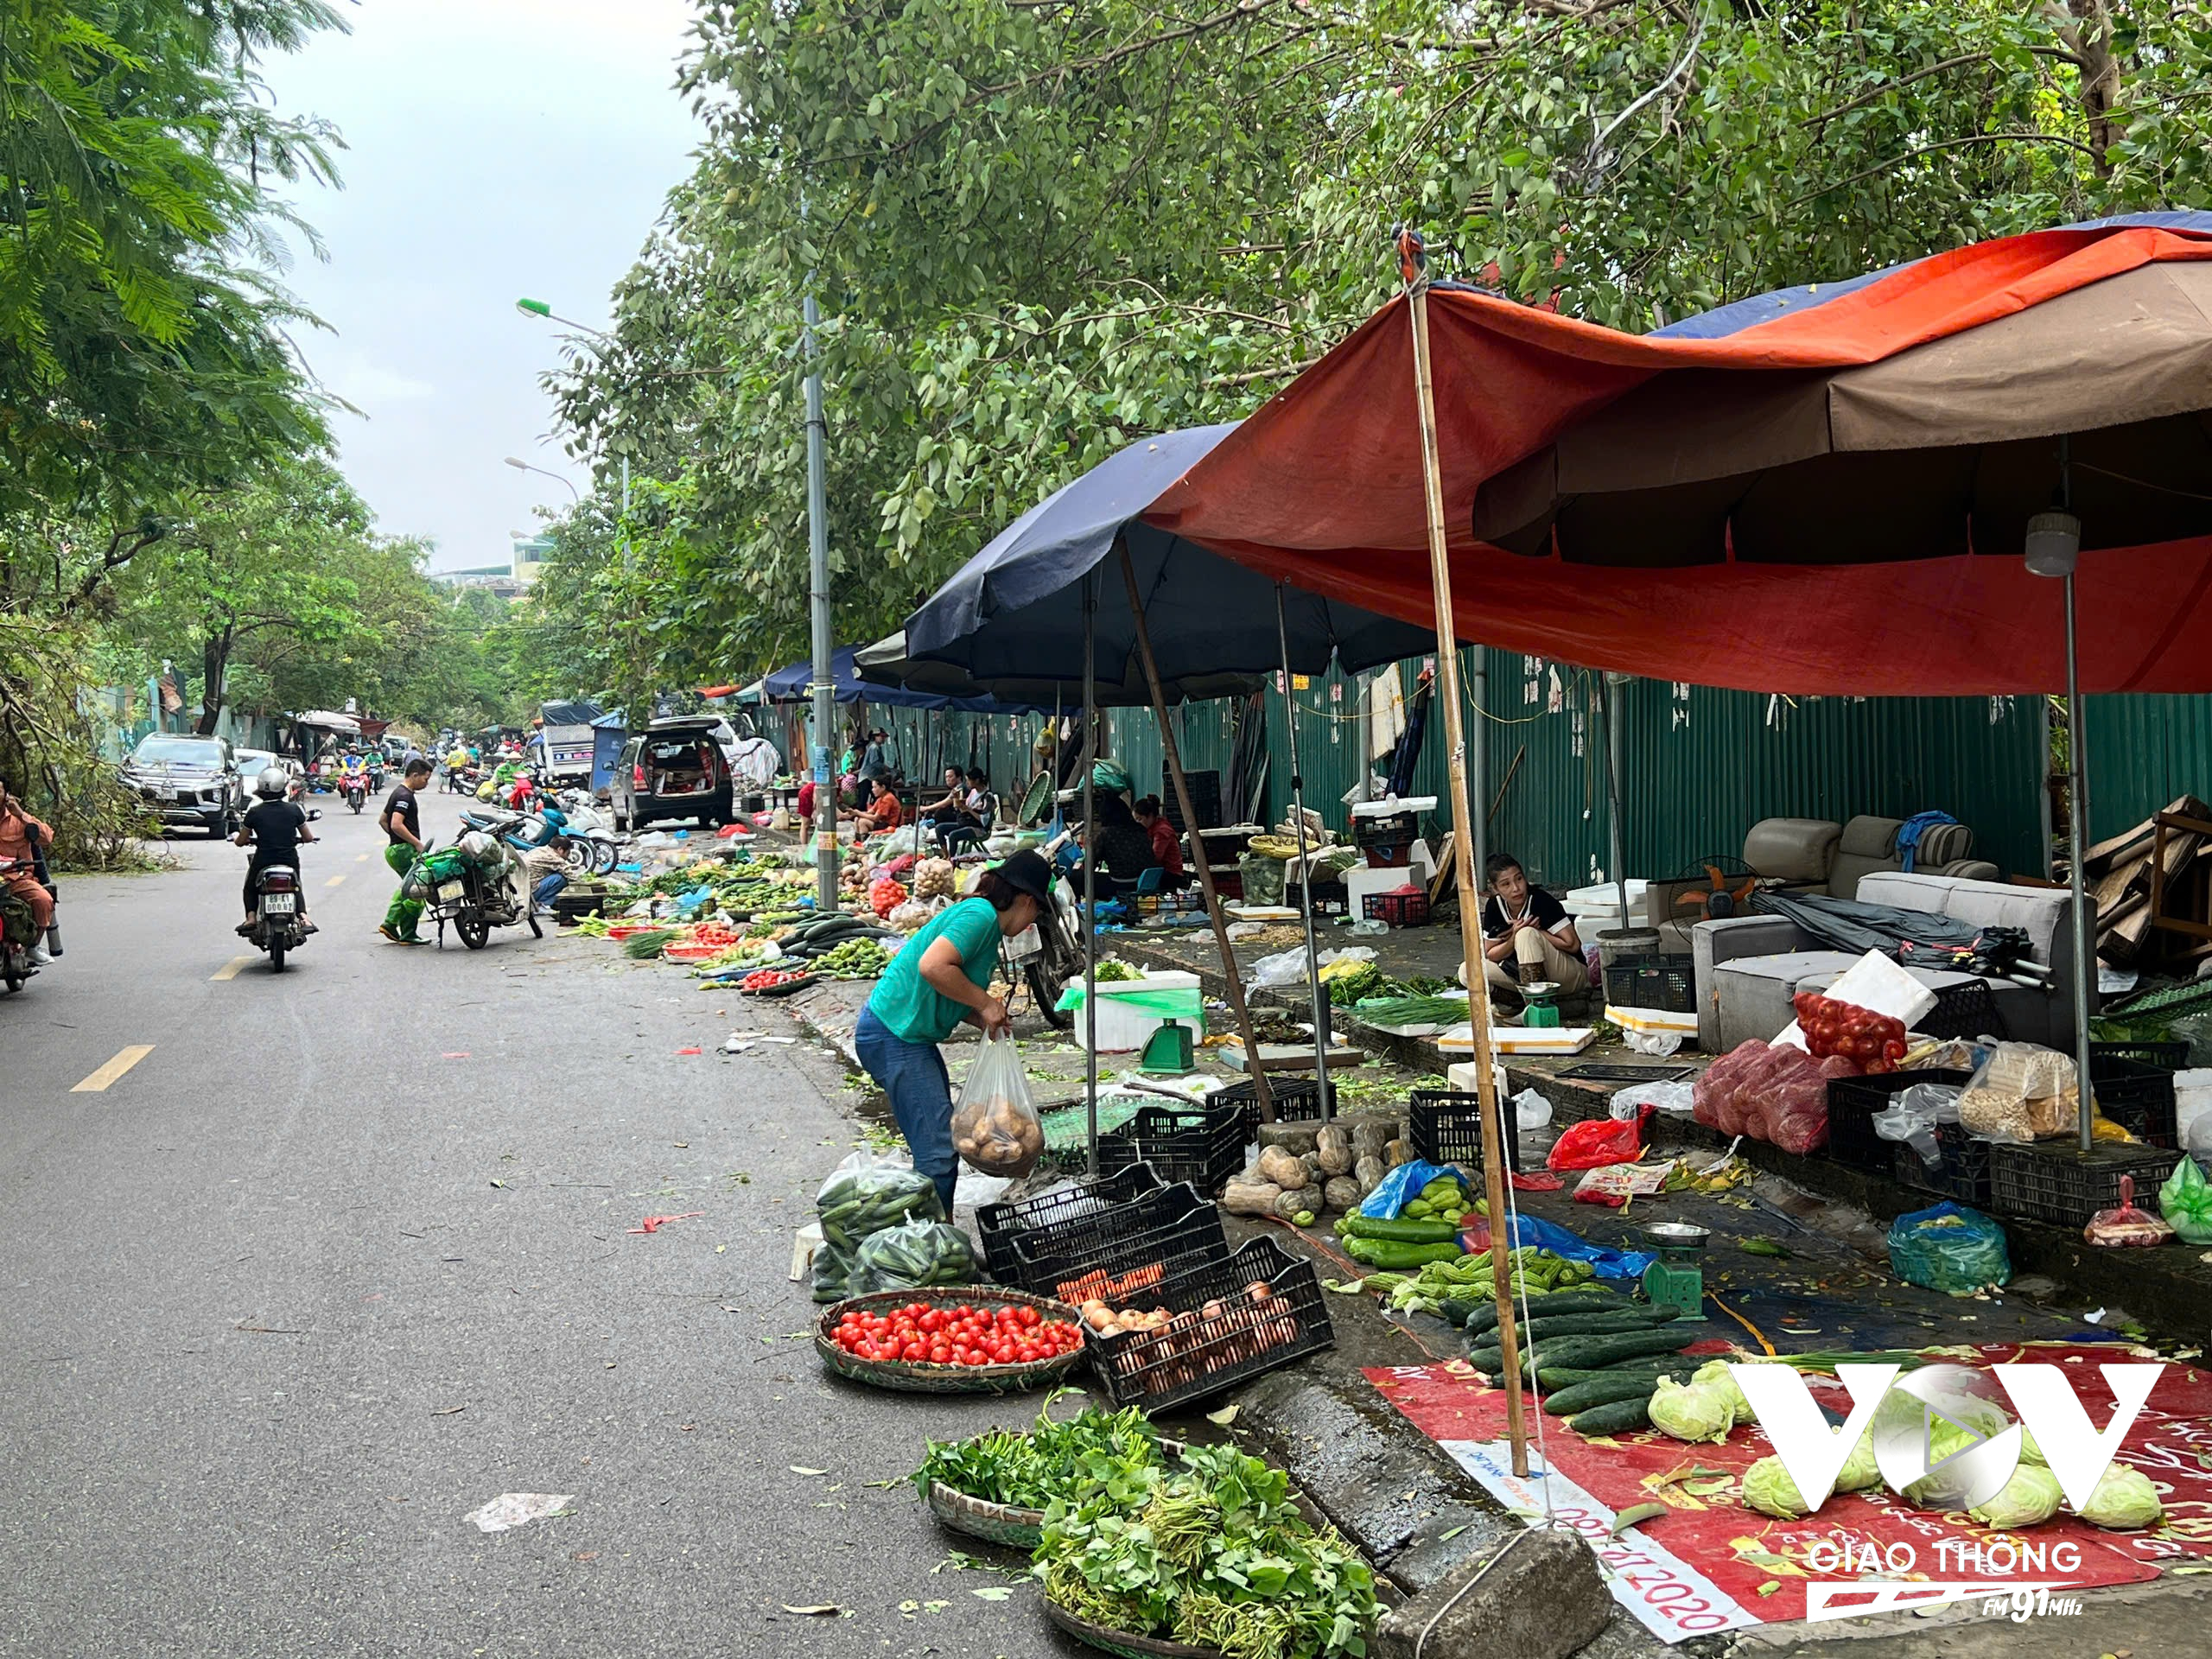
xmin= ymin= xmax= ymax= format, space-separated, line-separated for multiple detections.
xmin=1 ymin=792 xmax=1080 ymax=1659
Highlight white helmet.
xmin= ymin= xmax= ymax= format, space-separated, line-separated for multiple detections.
xmin=256 ymin=766 xmax=289 ymax=799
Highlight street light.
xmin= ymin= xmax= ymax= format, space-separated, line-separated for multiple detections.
xmin=515 ymin=296 xmax=628 ymax=512
xmin=505 ymin=455 xmax=579 ymax=502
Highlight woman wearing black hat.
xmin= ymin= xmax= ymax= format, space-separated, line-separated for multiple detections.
xmin=854 ymin=849 xmax=1053 ymax=1214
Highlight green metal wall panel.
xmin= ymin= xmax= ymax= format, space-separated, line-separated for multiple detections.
xmin=2081 ymin=696 xmax=2212 ymax=842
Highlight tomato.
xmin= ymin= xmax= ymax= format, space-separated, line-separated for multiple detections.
xmin=990 ymin=1341 xmax=1013 ymax=1363
xmin=928 ymin=1344 xmax=951 ymax=1363
xmin=900 ymin=1340 xmax=924 ymax=1360
xmin=918 ymin=1310 xmax=942 ymax=1333
xmin=1015 ymin=1306 xmax=1040 ymax=1328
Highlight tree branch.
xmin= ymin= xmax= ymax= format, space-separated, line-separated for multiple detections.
xmin=1791 ymin=130 xmax=2101 ymax=205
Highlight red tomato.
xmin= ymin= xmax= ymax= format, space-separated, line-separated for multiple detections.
xmin=899 ymin=1340 xmax=923 ymax=1360
xmin=1015 ymin=1306 xmax=1040 ymax=1327
xmin=928 ymin=1344 xmax=950 ymax=1363
xmin=918 ymin=1310 xmax=942 ymax=1333
xmin=990 ymin=1341 xmax=1013 ymax=1363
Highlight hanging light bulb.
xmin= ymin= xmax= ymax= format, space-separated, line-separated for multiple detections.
xmin=2024 ymin=510 xmax=2080 ymax=578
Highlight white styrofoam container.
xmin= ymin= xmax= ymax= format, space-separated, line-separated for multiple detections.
xmin=1440 ymin=1024 xmax=1596 ymax=1055
xmin=1062 ymin=970 xmax=1206 ymax=1053
xmin=1346 ymin=855 xmax=1435 ymax=923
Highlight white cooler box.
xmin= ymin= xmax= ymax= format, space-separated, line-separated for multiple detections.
xmin=1057 ymin=970 xmax=1206 ymax=1053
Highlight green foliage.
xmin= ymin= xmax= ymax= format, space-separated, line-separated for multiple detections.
xmin=538 ymin=0 xmax=2211 ymax=692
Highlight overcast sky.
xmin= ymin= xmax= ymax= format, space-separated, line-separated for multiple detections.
xmin=266 ymin=0 xmax=702 ymax=572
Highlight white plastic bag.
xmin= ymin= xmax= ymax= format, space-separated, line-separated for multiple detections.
xmin=950 ymin=1036 xmax=1045 ymax=1177
xmin=1248 ymin=945 xmax=1313 ymax=992
xmin=1611 ymin=1081 xmax=1697 ymax=1119
xmin=1514 ymin=1088 xmax=1554 ymax=1130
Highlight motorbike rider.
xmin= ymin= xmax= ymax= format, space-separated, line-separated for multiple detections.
xmin=378 ymin=754 xmax=434 ymax=946
xmin=444 ymin=741 xmax=470 ymax=791
xmin=235 ymin=766 xmax=317 ymax=935
xmin=0 ymin=772 xmax=56 ymax=966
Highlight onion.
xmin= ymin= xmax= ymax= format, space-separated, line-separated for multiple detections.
xmin=1245 ymin=1280 xmax=1274 ymax=1303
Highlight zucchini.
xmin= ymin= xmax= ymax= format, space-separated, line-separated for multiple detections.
xmin=1535 ymin=1362 xmax=1688 ymax=1390
xmin=1343 ymin=1237 xmax=1465 ymax=1269
xmin=1522 ymin=1331 xmax=1694 ymax=1371
xmin=1343 ymin=1215 xmax=1463 ymax=1244
xmin=1464 ymin=1290 xmax=1620 ymax=1336
xmin=1541 ymin=1375 xmax=1664 ymax=1417
xmin=1512 ymin=1312 xmax=1680 ymax=1343
xmin=1569 ymin=1397 xmax=1655 ymax=1436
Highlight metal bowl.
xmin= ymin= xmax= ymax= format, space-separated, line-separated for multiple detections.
xmin=1642 ymin=1222 xmax=1711 ymax=1253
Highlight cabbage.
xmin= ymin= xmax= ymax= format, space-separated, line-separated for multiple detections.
xmin=2078 ymin=1464 xmax=2164 ymax=1530
xmin=1742 ymin=1456 xmax=1811 ymax=1519
xmin=1902 ymin=1400 xmax=2017 ymax=1509
xmin=1648 ymin=1376 xmax=1735 ymax=1445
xmin=1967 ymin=1465 xmax=2063 ymax=1529
xmin=1691 ymin=1360 xmax=1752 ymax=1427
xmin=1834 ymin=1431 xmax=1882 ymax=1493
xmin=2018 ymin=1427 xmax=2045 ymax=1466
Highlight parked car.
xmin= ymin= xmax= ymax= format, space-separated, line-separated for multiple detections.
xmin=233 ymin=749 xmax=307 ymax=802
xmin=610 ymin=718 xmax=733 ymax=832
xmin=122 ymin=734 xmax=243 ymax=836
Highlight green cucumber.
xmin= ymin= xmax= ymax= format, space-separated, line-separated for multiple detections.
xmin=1569 ymin=1397 xmax=1655 ymax=1435
xmin=1542 ymin=1376 xmax=1664 ymax=1417
xmin=1522 ymin=1331 xmax=1695 ymax=1371
xmin=1535 ymin=1362 xmax=1688 ymax=1390
xmin=1463 ymin=1291 xmax=1621 ymax=1336
xmin=1343 ymin=1215 xmax=1462 ymax=1244
xmin=1343 ymin=1237 xmax=1465 ymax=1269
xmin=1512 ymin=1311 xmax=1680 ymax=1343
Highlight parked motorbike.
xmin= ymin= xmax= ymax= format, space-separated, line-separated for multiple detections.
xmin=241 ymin=808 xmax=321 ymax=973
xmin=1001 ymin=824 xmax=1084 ymax=1030
xmin=407 ymin=830 xmax=542 ymax=950
xmin=549 ymin=790 xmax=621 ymax=876
xmin=0 ymin=842 xmax=59 ymax=995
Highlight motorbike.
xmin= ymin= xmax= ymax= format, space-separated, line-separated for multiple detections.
xmin=0 ymin=841 xmax=59 ymax=995
xmin=1000 ymin=823 xmax=1084 ymax=1030
xmin=341 ymin=772 xmax=368 ymax=814
xmin=408 ymin=829 xmax=542 ymax=950
xmin=240 ymin=809 xmax=321 ymax=973
xmin=549 ymin=791 xmax=621 ymax=876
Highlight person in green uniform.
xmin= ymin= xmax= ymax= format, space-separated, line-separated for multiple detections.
xmin=378 ymin=755 xmax=433 ymax=944
xmin=855 ymin=850 xmax=1052 ymax=1215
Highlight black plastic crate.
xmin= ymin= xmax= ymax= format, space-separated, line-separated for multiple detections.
xmin=975 ymin=1160 xmax=1165 ymax=1284
xmin=1602 ymin=955 xmax=1697 ymax=1015
xmin=1096 ymin=1103 xmax=1248 ymax=1195
xmin=2091 ymin=1039 xmax=2190 ymax=1072
xmin=1362 ymin=890 xmax=1431 ymax=927
xmin=1916 ymin=978 xmax=2008 ymax=1042
xmin=1352 ymin=811 xmax=1420 ymax=853
xmin=1086 ymin=1236 xmax=1334 ymax=1413
xmin=1408 ymin=1089 xmax=1522 ymax=1173
xmin=1006 ymin=1180 xmax=1228 ymax=1298
xmin=1285 ymin=879 xmax=1349 ymax=919
xmin=1825 ymin=1069 xmax=1974 ymax=1173
xmin=1214 ymin=1075 xmax=1332 ymax=1135
xmin=1987 ymin=1141 xmax=2183 ymax=1229
xmin=1893 ymin=1121 xmax=1993 ymax=1206
xmin=2089 ymin=1055 xmax=2179 ymax=1148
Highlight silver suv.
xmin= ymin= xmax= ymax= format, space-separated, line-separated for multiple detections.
xmin=123 ymin=734 xmax=242 ymax=837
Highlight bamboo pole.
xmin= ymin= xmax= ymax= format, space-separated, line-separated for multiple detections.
xmin=1117 ymin=541 xmax=1274 ymax=1119
xmin=1397 ymin=229 xmax=1528 ymax=1474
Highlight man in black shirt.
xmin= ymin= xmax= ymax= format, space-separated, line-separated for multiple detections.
xmin=378 ymin=755 xmax=433 ymax=945
xmin=234 ymin=767 xmax=316 ymax=933
xmin=1473 ymin=851 xmax=1588 ymax=996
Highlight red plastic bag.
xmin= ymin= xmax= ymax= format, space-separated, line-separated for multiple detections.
xmin=1792 ymin=992 xmax=1906 ymax=1072
xmin=1548 ymin=1115 xmax=1644 ymax=1171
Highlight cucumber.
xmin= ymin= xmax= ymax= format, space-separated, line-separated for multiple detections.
xmin=1569 ymin=1397 xmax=1656 ymax=1435
xmin=1512 ymin=1311 xmax=1680 ymax=1342
xmin=1343 ymin=1215 xmax=1462 ymax=1244
xmin=1524 ymin=1331 xmax=1695 ymax=1372
xmin=1535 ymin=1362 xmax=1688 ymax=1390
xmin=1542 ymin=1376 xmax=1664 ymax=1417
xmin=1343 ymin=1237 xmax=1465 ymax=1269
xmin=1463 ymin=1290 xmax=1621 ymax=1337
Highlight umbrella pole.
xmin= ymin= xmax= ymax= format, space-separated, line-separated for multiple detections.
xmin=1398 ymin=231 xmax=1528 ymax=1476
xmin=1275 ymin=583 xmax=1333 ymax=1120
xmin=2065 ymin=571 xmax=2095 ymax=1153
xmin=1118 ymin=541 xmax=1274 ymax=1121
xmin=1084 ymin=574 xmax=1100 ymax=1177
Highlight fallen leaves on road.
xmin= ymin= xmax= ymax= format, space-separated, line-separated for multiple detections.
xmin=430 ymin=1405 xmax=467 ymax=1417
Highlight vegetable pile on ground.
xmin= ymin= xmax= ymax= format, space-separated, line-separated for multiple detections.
xmin=740 ymin=967 xmax=808 ymax=992
xmin=1224 ymin=1116 xmax=1403 ymax=1224
xmin=1036 ymin=1440 xmax=1378 ymax=1658
xmin=827 ymin=1298 xmax=1081 ymax=1369
xmin=1321 ymin=958 xmax=1386 ymax=1007
xmin=1092 ymin=957 xmax=1142 ymax=982
xmin=1361 ymin=1245 xmax=1599 ymax=1319
xmin=814 ymin=937 xmax=893 ymax=978
xmin=912 ymin=1395 xmax=1161 ymax=1510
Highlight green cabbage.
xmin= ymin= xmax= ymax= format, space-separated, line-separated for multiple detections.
xmin=1691 ymin=1360 xmax=1752 ymax=1427
xmin=1648 ymin=1376 xmax=1735 ymax=1445
xmin=1902 ymin=1400 xmax=2018 ymax=1509
xmin=2079 ymin=1465 xmax=2164 ymax=1530
xmin=2018 ymin=1427 xmax=2045 ymax=1466
xmin=1834 ymin=1431 xmax=1882 ymax=1493
xmin=1967 ymin=1465 xmax=2063 ymax=1529
xmin=1742 ymin=1456 xmax=1811 ymax=1519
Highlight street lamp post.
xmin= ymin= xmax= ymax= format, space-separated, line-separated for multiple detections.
xmin=504 ymin=455 xmax=580 ymax=502
xmin=515 ymin=298 xmax=630 ymax=514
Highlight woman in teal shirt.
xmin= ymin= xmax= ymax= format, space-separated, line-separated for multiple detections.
xmin=855 ymin=850 xmax=1052 ymax=1214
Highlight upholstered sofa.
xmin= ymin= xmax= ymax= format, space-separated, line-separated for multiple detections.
xmin=1693 ymin=870 xmax=2085 ymax=1052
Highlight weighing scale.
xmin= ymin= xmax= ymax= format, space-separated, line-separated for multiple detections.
xmin=1519 ymin=979 xmax=1565 ymax=1029
xmin=1639 ymin=1221 xmax=1709 ymax=1317
xmin=1139 ymin=1018 xmax=1196 ymax=1075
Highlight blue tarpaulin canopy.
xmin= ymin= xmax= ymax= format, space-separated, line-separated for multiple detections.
xmin=899 ymin=424 xmax=1437 ymax=707
xmin=756 ymin=645 xmax=1030 ymax=713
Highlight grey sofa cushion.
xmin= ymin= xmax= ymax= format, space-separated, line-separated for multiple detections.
xmin=1742 ymin=817 xmax=1842 ymax=884
xmin=1838 ymin=816 xmax=1899 ymax=860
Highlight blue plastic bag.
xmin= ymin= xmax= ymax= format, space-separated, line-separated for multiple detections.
xmin=1888 ymin=1201 xmax=2011 ymax=1294
xmin=1358 ymin=1159 xmax=1465 ymax=1219
xmin=1484 ymin=1212 xmax=1655 ymax=1280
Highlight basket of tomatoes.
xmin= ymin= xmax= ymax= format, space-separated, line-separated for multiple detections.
xmin=739 ymin=967 xmax=817 ymax=996
xmin=817 ymin=1287 xmax=1089 ymax=1394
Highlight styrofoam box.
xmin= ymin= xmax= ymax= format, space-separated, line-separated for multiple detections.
xmin=1061 ymin=970 xmax=1206 ymax=1053
xmin=1346 ymin=850 xmax=1437 ymax=920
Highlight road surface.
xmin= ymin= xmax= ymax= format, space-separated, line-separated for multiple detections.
xmin=1 ymin=792 xmax=1071 ymax=1657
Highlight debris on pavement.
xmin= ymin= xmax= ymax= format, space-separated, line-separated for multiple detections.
xmin=463 ymin=1492 xmax=575 ymax=1533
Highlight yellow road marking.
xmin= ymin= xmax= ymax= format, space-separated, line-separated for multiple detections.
xmin=73 ymin=1046 xmax=155 ymax=1093
xmin=355 ymin=853 xmax=369 ymax=862
xmin=326 ymin=874 xmax=346 ymax=888
xmin=212 ymin=957 xmax=252 ymax=982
